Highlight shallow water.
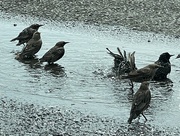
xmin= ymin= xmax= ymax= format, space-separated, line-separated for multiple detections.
xmin=1 ymin=12 xmax=180 ymax=133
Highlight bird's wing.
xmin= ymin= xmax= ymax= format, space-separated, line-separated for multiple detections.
xmin=134 ymin=89 xmax=151 ymax=109
xmin=22 ymin=40 xmax=41 ymax=53
xmin=131 ymin=92 xmax=146 ymax=113
xmin=134 ymin=91 xmax=146 ymax=105
xmin=136 ymin=67 xmax=151 ymax=74
xmin=127 ymin=67 xmax=150 ymax=77
xmin=18 ymin=28 xmax=36 ymax=39
xmin=16 ymin=29 xmax=30 ymax=39
xmin=106 ymin=48 xmax=122 ymax=59
xmin=41 ymin=47 xmax=57 ymax=61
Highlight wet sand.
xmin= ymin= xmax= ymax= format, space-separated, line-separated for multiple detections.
xmin=1 ymin=0 xmax=180 ymax=135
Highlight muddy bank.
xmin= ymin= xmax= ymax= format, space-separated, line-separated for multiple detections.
xmin=1 ymin=0 xmax=180 ymax=37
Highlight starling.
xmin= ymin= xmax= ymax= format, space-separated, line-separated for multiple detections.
xmin=122 ymin=64 xmax=161 ymax=82
xmin=39 ymin=41 xmax=69 ymax=64
xmin=10 ymin=24 xmax=43 ymax=46
xmin=106 ymin=48 xmax=137 ymax=74
xmin=153 ymin=52 xmax=174 ymax=81
xmin=19 ymin=31 xmax=42 ymax=59
xmin=128 ymin=81 xmax=151 ymax=124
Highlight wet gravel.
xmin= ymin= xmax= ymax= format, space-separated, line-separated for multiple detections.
xmin=1 ymin=97 xmax=180 ymax=135
xmin=1 ymin=0 xmax=180 ymax=37
xmin=1 ymin=0 xmax=180 ymax=135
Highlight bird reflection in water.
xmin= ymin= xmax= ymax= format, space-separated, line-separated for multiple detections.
xmin=152 ymin=78 xmax=174 ymax=98
xmin=15 ymin=53 xmax=66 ymax=77
xmin=44 ymin=64 xmax=66 ymax=77
xmin=15 ymin=54 xmax=41 ymax=68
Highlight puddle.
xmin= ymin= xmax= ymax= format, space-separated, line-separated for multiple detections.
xmin=0 ymin=12 xmax=180 ymax=134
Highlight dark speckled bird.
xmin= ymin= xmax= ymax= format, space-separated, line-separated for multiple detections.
xmin=39 ymin=41 xmax=69 ymax=64
xmin=122 ymin=64 xmax=161 ymax=82
xmin=10 ymin=24 xmax=43 ymax=46
xmin=153 ymin=52 xmax=174 ymax=81
xmin=106 ymin=47 xmax=137 ymax=75
xmin=19 ymin=31 xmax=42 ymax=59
xmin=106 ymin=47 xmax=124 ymax=69
xmin=128 ymin=81 xmax=151 ymax=124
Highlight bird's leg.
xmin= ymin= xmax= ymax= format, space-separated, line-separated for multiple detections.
xmin=141 ymin=112 xmax=147 ymax=122
xmin=117 ymin=63 xmax=122 ymax=78
xmin=128 ymin=80 xmax=134 ymax=94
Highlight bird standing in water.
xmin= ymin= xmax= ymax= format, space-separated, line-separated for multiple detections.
xmin=106 ymin=47 xmax=137 ymax=75
xmin=18 ymin=31 xmax=42 ymax=59
xmin=128 ymin=81 xmax=151 ymax=124
xmin=39 ymin=41 xmax=69 ymax=65
xmin=153 ymin=52 xmax=174 ymax=81
xmin=10 ymin=24 xmax=43 ymax=46
xmin=122 ymin=64 xmax=161 ymax=82
xmin=121 ymin=64 xmax=161 ymax=92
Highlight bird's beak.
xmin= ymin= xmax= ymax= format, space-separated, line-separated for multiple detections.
xmin=170 ymin=54 xmax=174 ymax=57
xmin=176 ymin=55 xmax=180 ymax=59
xmin=39 ymin=24 xmax=44 ymax=27
xmin=65 ymin=42 xmax=69 ymax=44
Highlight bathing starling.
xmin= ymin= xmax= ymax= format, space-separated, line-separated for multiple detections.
xmin=19 ymin=31 xmax=42 ymax=59
xmin=106 ymin=47 xmax=124 ymax=68
xmin=106 ymin=48 xmax=137 ymax=74
xmin=10 ymin=24 xmax=43 ymax=46
xmin=122 ymin=64 xmax=161 ymax=82
xmin=128 ymin=81 xmax=151 ymax=124
xmin=39 ymin=41 xmax=69 ymax=64
xmin=153 ymin=52 xmax=174 ymax=81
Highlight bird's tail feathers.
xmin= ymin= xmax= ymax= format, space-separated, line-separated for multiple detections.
xmin=106 ymin=48 xmax=122 ymax=59
xmin=117 ymin=47 xmax=123 ymax=58
xmin=128 ymin=51 xmax=137 ymax=71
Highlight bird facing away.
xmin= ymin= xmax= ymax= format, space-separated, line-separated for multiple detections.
xmin=10 ymin=24 xmax=43 ymax=46
xmin=19 ymin=31 xmax=42 ymax=59
xmin=39 ymin=41 xmax=69 ymax=64
xmin=106 ymin=47 xmax=124 ymax=68
xmin=122 ymin=64 xmax=162 ymax=82
xmin=153 ymin=52 xmax=174 ymax=81
xmin=128 ymin=81 xmax=151 ymax=124
xmin=106 ymin=47 xmax=137 ymax=75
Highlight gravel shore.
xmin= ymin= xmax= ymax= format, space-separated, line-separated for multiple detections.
xmin=1 ymin=97 xmax=179 ymax=135
xmin=1 ymin=0 xmax=180 ymax=37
